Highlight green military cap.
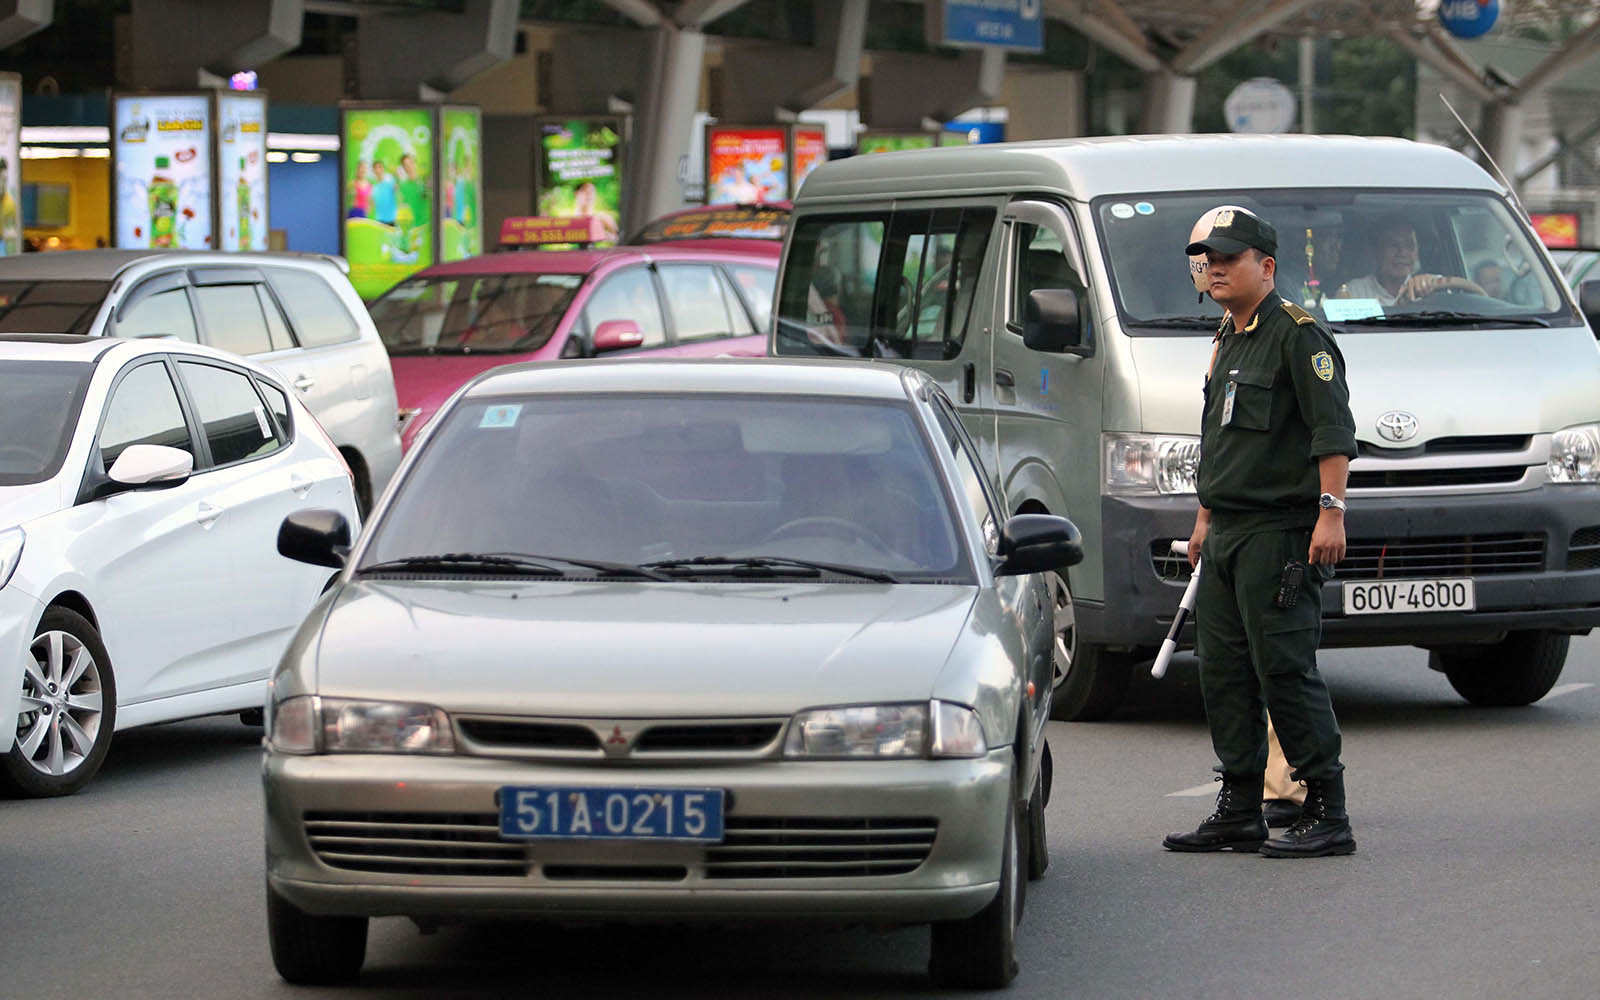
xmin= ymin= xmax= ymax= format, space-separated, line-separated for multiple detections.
xmin=1185 ymin=207 xmax=1278 ymax=258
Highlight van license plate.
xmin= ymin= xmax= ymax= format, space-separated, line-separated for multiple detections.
xmin=1342 ymin=578 xmax=1475 ymax=615
xmin=499 ymin=786 xmax=724 ymax=842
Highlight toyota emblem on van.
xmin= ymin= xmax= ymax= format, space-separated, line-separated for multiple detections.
xmin=1376 ymin=410 xmax=1419 ymax=443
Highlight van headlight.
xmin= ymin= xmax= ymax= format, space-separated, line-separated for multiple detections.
xmin=269 ymin=695 xmax=456 ymax=755
xmin=1549 ymin=424 xmax=1600 ymax=483
xmin=1104 ymin=433 xmax=1201 ymax=495
xmin=0 ymin=526 xmax=22 ymax=590
xmin=783 ymin=701 xmax=988 ymax=759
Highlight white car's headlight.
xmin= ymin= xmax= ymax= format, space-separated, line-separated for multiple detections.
xmin=0 ymin=526 xmax=22 ymax=590
xmin=783 ymin=701 xmax=990 ymax=759
xmin=1104 ymin=433 xmax=1201 ymax=495
xmin=1549 ymin=423 xmax=1600 ymax=483
xmin=269 ymin=695 xmax=456 ymax=755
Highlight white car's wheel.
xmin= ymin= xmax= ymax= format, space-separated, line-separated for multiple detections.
xmin=2 ymin=608 xmax=116 ymax=797
xmin=267 ymin=882 xmax=368 ymax=984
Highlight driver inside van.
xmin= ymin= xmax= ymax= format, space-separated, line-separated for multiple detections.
xmin=1334 ymin=221 xmax=1483 ymax=305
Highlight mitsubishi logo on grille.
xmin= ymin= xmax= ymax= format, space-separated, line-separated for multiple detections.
xmin=602 ymin=724 xmax=635 ymax=755
xmin=1376 ymin=410 xmax=1419 ymax=443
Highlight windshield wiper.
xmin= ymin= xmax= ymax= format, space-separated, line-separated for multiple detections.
xmin=358 ymin=552 xmax=672 ymax=580
xmin=1333 ymin=310 xmax=1551 ymax=328
xmin=642 ymin=554 xmax=900 ymax=583
xmin=1130 ymin=315 xmax=1222 ymax=330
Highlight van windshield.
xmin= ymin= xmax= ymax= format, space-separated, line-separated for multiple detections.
xmin=1095 ymin=190 xmax=1579 ymax=333
xmin=369 ymin=273 xmax=584 ymax=355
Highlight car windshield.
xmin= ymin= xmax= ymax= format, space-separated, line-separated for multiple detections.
xmin=1094 ymin=189 xmax=1580 ymax=333
xmin=0 ymin=281 xmax=111 ymax=334
xmin=362 ymin=393 xmax=970 ymax=581
xmin=368 ymin=272 xmax=584 ymax=354
xmin=0 ymin=359 xmax=94 ymax=486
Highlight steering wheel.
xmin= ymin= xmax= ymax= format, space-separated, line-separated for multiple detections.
xmin=761 ymin=515 xmax=891 ymax=552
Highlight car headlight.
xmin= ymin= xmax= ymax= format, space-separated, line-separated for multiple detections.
xmin=782 ymin=701 xmax=989 ymax=759
xmin=0 ymin=526 xmax=22 ymax=590
xmin=1104 ymin=433 xmax=1201 ymax=495
xmin=269 ymin=695 xmax=456 ymax=755
xmin=1549 ymin=423 xmax=1600 ymax=483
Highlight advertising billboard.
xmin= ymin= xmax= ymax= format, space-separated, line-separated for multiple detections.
xmin=1530 ymin=212 xmax=1580 ymax=250
xmin=112 ymin=92 xmax=214 ymax=249
xmin=440 ymin=106 xmax=483 ymax=262
xmin=342 ymin=105 xmax=435 ymax=299
xmin=535 ymin=116 xmax=624 ymax=244
xmin=791 ymin=125 xmax=828 ymax=195
xmin=705 ymin=125 xmax=789 ymax=203
xmin=217 ymin=92 xmax=268 ymax=251
xmin=856 ymin=131 xmax=938 ymax=155
xmin=0 ymin=73 xmax=19 ymax=256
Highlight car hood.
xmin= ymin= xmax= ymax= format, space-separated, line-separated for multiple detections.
xmin=1129 ymin=325 xmax=1600 ymax=439
xmin=311 ymin=579 xmax=978 ymax=717
xmin=0 ymin=482 xmax=66 ymax=531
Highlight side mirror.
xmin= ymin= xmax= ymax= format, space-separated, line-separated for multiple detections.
xmin=106 ymin=444 xmax=193 ymax=488
xmin=1023 ymin=288 xmax=1090 ymax=356
xmin=592 ymin=319 xmax=645 ymax=354
xmin=994 ymin=513 xmax=1083 ymax=576
xmin=278 ymin=508 xmax=351 ymax=569
xmin=1579 ymin=278 xmax=1600 ymax=336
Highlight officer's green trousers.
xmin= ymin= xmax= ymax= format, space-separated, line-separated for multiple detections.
xmin=1195 ymin=524 xmax=1344 ymax=782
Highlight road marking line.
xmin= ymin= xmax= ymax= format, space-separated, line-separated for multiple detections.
xmin=1543 ymin=683 xmax=1594 ymax=700
xmin=1167 ymin=782 xmax=1220 ymax=797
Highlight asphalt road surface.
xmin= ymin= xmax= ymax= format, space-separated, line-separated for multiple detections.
xmin=4 ymin=635 xmax=1598 ymax=999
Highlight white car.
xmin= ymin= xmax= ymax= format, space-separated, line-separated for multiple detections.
xmin=0 ymin=334 xmax=361 ymax=796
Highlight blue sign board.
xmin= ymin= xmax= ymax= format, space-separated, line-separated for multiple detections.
xmin=1438 ymin=0 xmax=1498 ymax=40
xmin=936 ymin=0 xmax=1043 ymax=53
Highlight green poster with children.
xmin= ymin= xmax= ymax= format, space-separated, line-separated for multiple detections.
xmin=535 ymin=116 xmax=624 ymax=245
xmin=342 ymin=106 xmax=434 ymax=299
xmin=440 ymin=107 xmax=482 ymax=262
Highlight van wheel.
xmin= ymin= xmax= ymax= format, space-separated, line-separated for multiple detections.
xmin=1 ymin=608 xmax=117 ymax=798
xmin=267 ymin=882 xmax=367 ymax=984
xmin=1048 ymin=572 xmax=1132 ymax=720
xmin=1431 ymin=630 xmax=1569 ymax=707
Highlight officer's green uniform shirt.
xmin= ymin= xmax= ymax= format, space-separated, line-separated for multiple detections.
xmin=1198 ymin=289 xmax=1357 ymax=527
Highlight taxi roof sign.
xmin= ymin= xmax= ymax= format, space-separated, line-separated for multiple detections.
xmin=630 ymin=204 xmax=790 ymax=245
xmin=498 ymin=216 xmax=613 ymax=249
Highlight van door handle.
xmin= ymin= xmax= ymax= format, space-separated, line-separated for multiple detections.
xmin=293 ymin=375 xmax=316 ymax=393
xmin=995 ymin=368 xmax=1015 ymax=388
xmin=196 ymin=501 xmax=224 ymax=528
xmin=962 ymin=363 xmax=976 ymax=404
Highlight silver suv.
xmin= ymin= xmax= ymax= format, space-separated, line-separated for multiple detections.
xmin=0 ymin=250 xmax=401 ymax=511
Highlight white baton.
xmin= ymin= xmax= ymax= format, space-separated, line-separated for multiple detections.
xmin=1151 ymin=541 xmax=1200 ymax=679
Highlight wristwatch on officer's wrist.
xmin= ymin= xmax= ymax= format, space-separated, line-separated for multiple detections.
xmin=1319 ymin=492 xmax=1346 ymax=512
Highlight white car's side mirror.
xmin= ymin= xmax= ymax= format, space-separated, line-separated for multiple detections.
xmin=107 ymin=444 xmax=194 ymax=487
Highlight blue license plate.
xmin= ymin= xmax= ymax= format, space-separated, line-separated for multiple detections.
xmin=498 ymin=785 xmax=725 ymax=842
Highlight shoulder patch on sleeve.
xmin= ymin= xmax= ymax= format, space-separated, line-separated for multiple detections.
xmin=1281 ymin=302 xmax=1316 ymax=325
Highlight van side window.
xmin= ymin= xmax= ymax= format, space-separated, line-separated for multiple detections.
xmin=879 ymin=207 xmax=994 ymax=360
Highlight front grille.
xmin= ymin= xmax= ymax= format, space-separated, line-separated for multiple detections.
xmin=457 ymin=719 xmax=600 ymax=751
xmin=304 ymin=811 xmax=524 ymax=877
xmin=1358 ymin=435 xmax=1530 ymax=456
xmin=702 ymin=816 xmax=938 ymax=880
xmin=635 ymin=723 xmax=782 ymax=752
xmin=1569 ymin=526 xmax=1600 ymax=571
xmin=1151 ymin=533 xmax=1546 ymax=582
xmin=1347 ymin=466 xmax=1527 ymax=489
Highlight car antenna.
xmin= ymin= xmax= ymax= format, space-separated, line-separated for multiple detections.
xmin=1440 ymin=92 xmax=1529 ymax=223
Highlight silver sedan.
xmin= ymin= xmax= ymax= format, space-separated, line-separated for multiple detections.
xmin=263 ymin=358 xmax=1083 ymax=989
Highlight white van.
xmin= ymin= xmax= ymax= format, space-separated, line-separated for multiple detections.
xmin=772 ymin=134 xmax=1600 ymax=719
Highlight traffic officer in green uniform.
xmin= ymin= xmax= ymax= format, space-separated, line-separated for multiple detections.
xmin=1163 ymin=207 xmax=1359 ymax=858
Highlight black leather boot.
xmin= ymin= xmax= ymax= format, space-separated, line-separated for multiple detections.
xmin=1163 ymin=774 xmax=1268 ymax=852
xmin=1260 ymin=774 xmax=1357 ymax=858
xmin=1261 ymin=798 xmax=1303 ymax=828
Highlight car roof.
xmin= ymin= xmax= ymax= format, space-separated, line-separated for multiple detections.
xmin=0 ymin=249 xmax=346 ymax=281
xmin=412 ymin=242 xmax=779 ymax=281
xmin=0 ymin=331 xmax=286 ymax=378
xmin=463 ymin=357 xmax=921 ymax=401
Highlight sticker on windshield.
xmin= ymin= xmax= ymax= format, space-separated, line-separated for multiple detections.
xmin=1322 ymin=298 xmax=1383 ymax=322
xmin=479 ymin=403 xmax=523 ymax=429
xmin=1134 ymin=201 xmax=1155 ymax=215
xmin=1109 ymin=203 xmax=1136 ymax=219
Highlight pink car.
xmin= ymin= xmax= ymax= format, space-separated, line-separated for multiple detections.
xmin=369 ymin=241 xmax=778 ymax=451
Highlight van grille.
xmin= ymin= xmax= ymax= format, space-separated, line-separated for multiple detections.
xmin=1347 ymin=466 xmax=1527 ymax=489
xmin=702 ymin=816 xmax=938 ymax=880
xmin=1357 ymin=435 xmax=1530 ymax=456
xmin=1568 ymin=527 xmax=1600 ymax=571
xmin=1152 ymin=533 xmax=1546 ymax=582
xmin=305 ymin=811 xmax=523 ymax=877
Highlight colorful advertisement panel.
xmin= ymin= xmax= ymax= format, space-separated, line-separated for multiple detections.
xmin=706 ymin=125 xmax=789 ymax=203
xmin=440 ymin=106 xmax=483 ymax=262
xmin=856 ymin=131 xmax=937 ymax=156
xmin=535 ymin=116 xmax=624 ymax=244
xmin=217 ymin=92 xmax=268 ymax=251
xmin=0 ymin=73 xmax=19 ymax=256
xmin=342 ymin=106 xmax=434 ymax=299
xmin=1530 ymin=212 xmax=1580 ymax=250
xmin=791 ymin=125 xmax=828 ymax=194
xmin=113 ymin=92 xmax=214 ymax=249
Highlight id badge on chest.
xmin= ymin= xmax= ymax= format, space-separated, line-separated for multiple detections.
xmin=1221 ymin=380 xmax=1237 ymax=426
